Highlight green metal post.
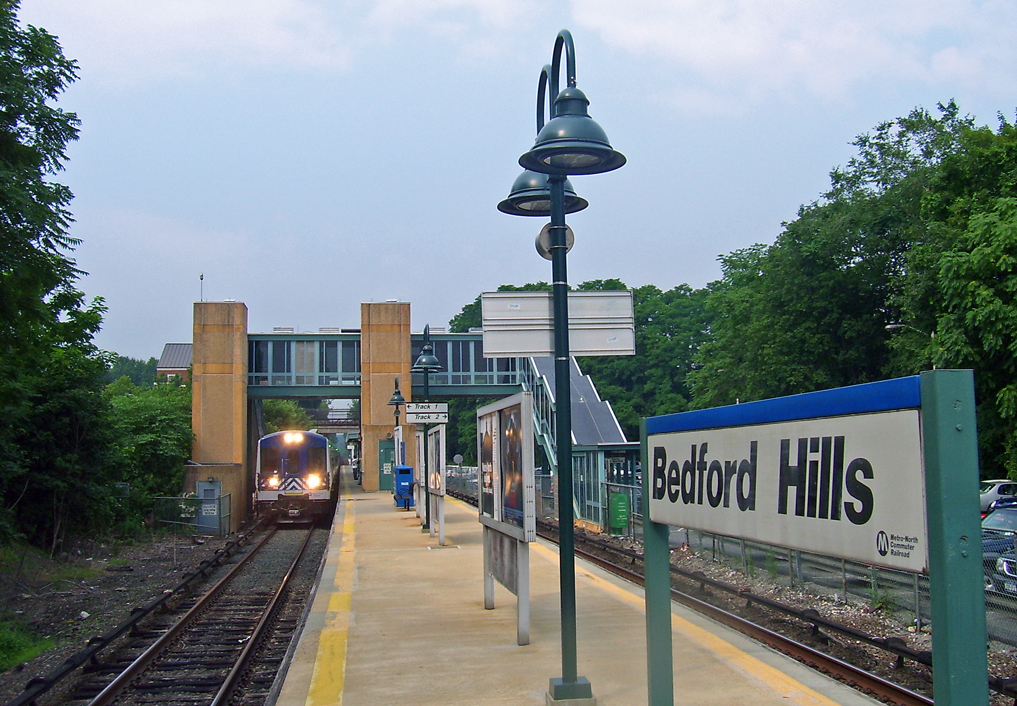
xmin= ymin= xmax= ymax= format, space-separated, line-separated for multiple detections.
xmin=546 ymin=173 xmax=593 ymax=702
xmin=642 ymin=420 xmax=674 ymax=706
xmin=920 ymin=369 xmax=988 ymax=705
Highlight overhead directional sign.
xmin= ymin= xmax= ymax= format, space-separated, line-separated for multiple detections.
xmin=406 ymin=403 xmax=448 ymax=413
xmin=406 ymin=412 xmax=449 ymax=424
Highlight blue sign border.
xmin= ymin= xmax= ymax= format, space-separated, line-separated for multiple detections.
xmin=646 ymin=375 xmax=921 ymax=436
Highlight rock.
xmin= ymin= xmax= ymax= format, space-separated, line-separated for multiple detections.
xmin=78 ymin=611 xmax=89 ymax=620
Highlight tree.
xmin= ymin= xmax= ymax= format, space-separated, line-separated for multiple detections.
xmin=688 ymin=103 xmax=971 ymax=409
xmin=104 ymin=355 xmax=159 ymax=385
xmin=107 ymin=377 xmax=193 ymax=498
xmin=263 ymin=399 xmax=313 ymax=433
xmin=895 ymin=115 xmax=1017 ymax=472
xmin=0 ymin=3 xmax=117 ymax=548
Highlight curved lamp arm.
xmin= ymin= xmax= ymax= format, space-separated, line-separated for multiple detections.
xmin=549 ymin=29 xmax=577 ymax=109
xmin=537 ymin=64 xmax=552 ymax=132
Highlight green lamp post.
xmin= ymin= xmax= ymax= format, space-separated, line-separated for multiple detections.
xmin=501 ymin=29 xmax=625 ymax=704
xmin=387 ymin=378 xmax=405 ymax=427
xmin=412 ymin=325 xmax=443 ymax=532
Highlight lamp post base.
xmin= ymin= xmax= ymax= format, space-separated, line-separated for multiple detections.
xmin=547 ymin=677 xmax=595 ymax=705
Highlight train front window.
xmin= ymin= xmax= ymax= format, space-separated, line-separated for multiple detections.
xmin=308 ymin=446 xmax=327 ymax=474
xmin=260 ymin=447 xmax=280 ymax=473
xmin=283 ymin=449 xmax=301 ymax=474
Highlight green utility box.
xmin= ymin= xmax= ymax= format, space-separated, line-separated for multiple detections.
xmin=378 ymin=439 xmax=395 ymax=491
xmin=608 ymin=493 xmax=630 ymax=535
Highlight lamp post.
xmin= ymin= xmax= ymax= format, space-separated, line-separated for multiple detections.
xmin=412 ymin=325 xmax=443 ymax=533
xmin=388 ymin=377 xmax=405 ymax=428
xmin=501 ymin=29 xmax=624 ymax=703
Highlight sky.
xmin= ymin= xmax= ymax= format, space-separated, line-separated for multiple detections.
xmin=17 ymin=0 xmax=1017 ymax=360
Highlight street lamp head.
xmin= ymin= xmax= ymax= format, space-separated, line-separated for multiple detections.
xmin=519 ymin=87 xmax=625 ymax=176
xmin=498 ymin=170 xmax=589 ymax=216
xmin=412 ymin=342 xmax=442 ymax=374
xmin=387 ymin=378 xmax=406 ymax=409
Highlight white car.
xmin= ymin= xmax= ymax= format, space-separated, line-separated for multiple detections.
xmin=981 ymin=479 xmax=1017 ymax=513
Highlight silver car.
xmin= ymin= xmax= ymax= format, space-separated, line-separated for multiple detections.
xmin=981 ymin=479 xmax=1017 ymax=513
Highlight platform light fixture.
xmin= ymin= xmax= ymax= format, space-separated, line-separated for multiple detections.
xmin=388 ymin=378 xmax=405 ymax=427
xmin=499 ymin=29 xmax=624 ymax=704
xmin=412 ymin=325 xmax=443 ymax=533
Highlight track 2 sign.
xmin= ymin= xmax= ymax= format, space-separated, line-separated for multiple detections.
xmin=647 ymin=378 xmax=927 ymax=572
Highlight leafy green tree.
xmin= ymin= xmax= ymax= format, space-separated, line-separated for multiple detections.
xmin=107 ymin=377 xmax=193 ymax=498
xmin=689 ymin=103 xmax=971 ymax=409
xmin=894 ymin=116 xmax=1017 ymax=472
xmin=0 ymin=2 xmax=118 ymax=548
xmin=263 ymin=399 xmax=313 ymax=433
xmin=104 ymin=355 xmax=159 ymax=385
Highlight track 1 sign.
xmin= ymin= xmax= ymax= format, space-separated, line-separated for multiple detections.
xmin=647 ymin=377 xmax=927 ymax=572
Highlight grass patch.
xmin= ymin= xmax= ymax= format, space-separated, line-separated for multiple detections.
xmin=0 ymin=620 xmax=53 ymax=671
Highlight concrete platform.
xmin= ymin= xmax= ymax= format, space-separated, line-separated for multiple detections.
xmin=275 ymin=473 xmax=881 ymax=706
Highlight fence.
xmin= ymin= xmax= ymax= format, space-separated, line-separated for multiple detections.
xmin=151 ymin=494 xmax=231 ymax=536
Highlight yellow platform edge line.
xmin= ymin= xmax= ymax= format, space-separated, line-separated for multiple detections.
xmin=530 ymin=542 xmax=838 ymax=706
xmin=306 ymin=488 xmax=356 ymax=706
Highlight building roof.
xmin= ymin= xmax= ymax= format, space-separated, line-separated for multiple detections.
xmin=531 ymin=357 xmax=628 ymax=446
xmin=158 ymin=343 xmax=193 ymax=370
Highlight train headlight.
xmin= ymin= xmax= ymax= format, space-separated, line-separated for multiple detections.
xmin=284 ymin=432 xmax=304 ymax=444
xmin=267 ymin=476 xmax=280 ymax=489
xmin=306 ymin=473 xmax=322 ymax=490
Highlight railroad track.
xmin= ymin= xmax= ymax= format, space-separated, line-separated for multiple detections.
xmin=9 ymin=525 xmax=328 ymax=706
xmin=70 ymin=526 xmax=321 ymax=706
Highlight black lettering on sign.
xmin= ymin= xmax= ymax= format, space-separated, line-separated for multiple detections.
xmin=844 ymin=457 xmax=874 ymax=525
xmin=681 ymin=446 xmax=696 ymax=504
xmin=706 ymin=460 xmax=723 ymax=507
xmin=649 ymin=443 xmax=756 ymax=513
xmin=652 ymin=447 xmax=667 ymax=500
xmin=667 ymin=460 xmax=680 ymax=503
xmin=778 ymin=438 xmax=808 ymax=516
xmin=736 ymin=441 xmax=757 ymax=511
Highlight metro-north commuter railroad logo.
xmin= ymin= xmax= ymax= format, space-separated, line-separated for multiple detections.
xmin=876 ymin=530 xmax=889 ymax=557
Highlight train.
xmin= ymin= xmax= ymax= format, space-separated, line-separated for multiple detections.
xmin=255 ymin=430 xmax=339 ymax=522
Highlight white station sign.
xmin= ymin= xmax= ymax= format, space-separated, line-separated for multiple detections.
xmin=406 ymin=402 xmax=448 ymax=424
xmin=648 ymin=408 xmax=928 ymax=572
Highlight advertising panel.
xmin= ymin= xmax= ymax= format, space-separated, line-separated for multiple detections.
xmin=648 ymin=390 xmax=928 ymax=572
xmin=477 ymin=392 xmax=536 ymax=542
xmin=479 ymin=411 xmax=497 ymax=519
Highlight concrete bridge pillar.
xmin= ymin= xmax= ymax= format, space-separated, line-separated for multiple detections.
xmin=360 ymin=302 xmax=416 ymax=491
xmin=191 ymin=301 xmax=249 ymax=530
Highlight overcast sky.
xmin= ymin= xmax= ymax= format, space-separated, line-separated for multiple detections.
xmin=19 ymin=0 xmax=1017 ymax=359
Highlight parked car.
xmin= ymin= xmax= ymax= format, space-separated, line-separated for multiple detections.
xmin=983 ymin=506 xmax=1017 ymax=591
xmin=981 ymin=479 xmax=1017 ymax=513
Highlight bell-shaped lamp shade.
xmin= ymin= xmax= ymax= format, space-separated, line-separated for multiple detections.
xmin=498 ymin=170 xmax=588 ymax=217
xmin=412 ymin=342 xmax=442 ymax=374
xmin=519 ymin=87 xmax=625 ymax=176
xmin=387 ymin=380 xmax=406 ymax=407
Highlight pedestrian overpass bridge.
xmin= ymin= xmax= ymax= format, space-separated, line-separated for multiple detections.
xmin=188 ymin=300 xmax=637 ymax=533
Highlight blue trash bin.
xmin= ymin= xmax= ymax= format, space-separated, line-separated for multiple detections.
xmin=394 ymin=465 xmax=415 ymax=509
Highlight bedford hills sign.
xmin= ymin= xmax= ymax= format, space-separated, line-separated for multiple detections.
xmin=641 ymin=371 xmax=990 ymax=706
xmin=648 ymin=401 xmax=926 ymax=572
